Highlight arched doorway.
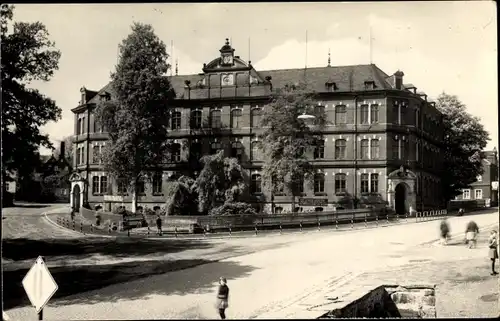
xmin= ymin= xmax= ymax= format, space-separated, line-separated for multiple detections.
xmin=72 ymin=184 xmax=81 ymax=212
xmin=395 ymin=183 xmax=407 ymax=215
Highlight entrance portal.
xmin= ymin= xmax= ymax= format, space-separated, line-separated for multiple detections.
xmin=72 ymin=184 xmax=81 ymax=212
xmin=395 ymin=183 xmax=407 ymax=215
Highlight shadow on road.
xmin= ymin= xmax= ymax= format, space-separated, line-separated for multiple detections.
xmin=9 ymin=204 xmax=52 ymax=209
xmin=3 ymin=258 xmax=256 ymax=309
xmin=2 ymin=237 xmax=213 ymax=261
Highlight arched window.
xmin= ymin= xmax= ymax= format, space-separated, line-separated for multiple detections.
xmin=231 ymin=141 xmax=243 ymax=161
xmin=314 ymin=173 xmax=325 ymax=194
xmin=231 ymin=108 xmax=242 ymax=128
xmin=190 ymin=110 xmax=202 ymax=129
xmin=335 ymin=139 xmax=346 ymax=159
xmin=210 ymin=109 xmax=222 ymax=129
xmin=251 ymin=174 xmax=262 ymax=194
xmin=171 ymin=111 xmax=182 ymax=130
xmin=251 ymin=141 xmax=262 ymax=161
xmin=314 ymin=139 xmax=325 ymax=159
xmin=171 ymin=143 xmax=181 ymax=162
xmin=210 ymin=141 xmax=222 ymax=155
xmin=251 ymin=107 xmax=262 ymax=128
xmin=190 ymin=141 xmax=202 ymax=162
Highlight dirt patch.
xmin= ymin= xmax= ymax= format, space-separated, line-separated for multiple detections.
xmin=479 ymin=293 xmax=498 ymax=302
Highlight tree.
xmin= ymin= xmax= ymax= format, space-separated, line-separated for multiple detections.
xmin=258 ymin=82 xmax=327 ymax=213
xmin=1 ymin=4 xmax=62 ymax=193
xmin=95 ymin=22 xmax=175 ymax=213
xmin=194 ymin=150 xmax=247 ymax=214
xmin=165 ymin=176 xmax=198 ymax=216
xmin=436 ymin=93 xmax=490 ymax=202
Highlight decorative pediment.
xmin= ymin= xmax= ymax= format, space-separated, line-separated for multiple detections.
xmin=69 ymin=172 xmax=83 ymax=182
xmin=388 ymin=166 xmax=417 ymax=179
xmin=203 ymin=56 xmax=252 ymax=72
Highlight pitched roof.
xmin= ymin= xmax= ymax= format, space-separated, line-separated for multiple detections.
xmin=85 ymin=63 xmax=406 ymax=105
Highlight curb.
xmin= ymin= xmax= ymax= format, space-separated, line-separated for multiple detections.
xmin=43 ymin=213 xmax=115 ymax=239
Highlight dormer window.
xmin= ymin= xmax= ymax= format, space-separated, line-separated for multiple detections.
xmin=325 ymin=81 xmax=337 ymax=92
xmin=364 ymin=81 xmax=376 ymax=90
xmin=99 ymin=92 xmax=111 ymax=101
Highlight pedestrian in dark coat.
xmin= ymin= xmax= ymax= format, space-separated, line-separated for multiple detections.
xmin=215 ymin=277 xmax=229 ymax=319
xmin=156 ymin=215 xmax=162 ymax=236
xmin=489 ymin=230 xmax=498 ymax=275
xmin=439 ymin=218 xmax=450 ymax=245
xmin=465 ymin=220 xmax=479 ymax=248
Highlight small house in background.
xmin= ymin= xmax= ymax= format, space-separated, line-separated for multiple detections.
xmin=451 ymin=148 xmax=499 ymax=210
xmin=39 ymin=141 xmax=73 ymax=202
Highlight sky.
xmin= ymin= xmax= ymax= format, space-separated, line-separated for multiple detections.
xmin=10 ymin=2 xmax=498 ymax=154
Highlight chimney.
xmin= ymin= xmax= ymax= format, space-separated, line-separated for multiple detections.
xmin=393 ymin=70 xmax=404 ymax=90
xmin=59 ymin=141 xmax=65 ymax=161
xmin=80 ymin=86 xmax=87 ymax=105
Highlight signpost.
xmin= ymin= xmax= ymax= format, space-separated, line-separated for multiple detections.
xmin=22 ymin=256 xmax=58 ymax=320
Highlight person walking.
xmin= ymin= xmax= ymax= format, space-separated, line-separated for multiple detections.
xmin=156 ymin=215 xmax=162 ymax=236
xmin=465 ymin=220 xmax=479 ymax=249
xmin=216 ymin=277 xmax=229 ymax=319
xmin=488 ymin=230 xmax=498 ymax=275
xmin=439 ymin=218 xmax=450 ymax=245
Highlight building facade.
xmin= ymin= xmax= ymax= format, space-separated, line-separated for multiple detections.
xmin=453 ymin=149 xmax=498 ymax=208
xmin=70 ymin=39 xmax=445 ymax=214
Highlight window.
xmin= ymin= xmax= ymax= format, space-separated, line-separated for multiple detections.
xmin=251 ymin=107 xmax=262 ymax=128
xmin=293 ymin=174 xmax=304 ymax=194
xmin=335 ymin=105 xmax=347 ymax=124
xmin=370 ymin=104 xmax=379 ymax=123
xmin=314 ymin=106 xmax=325 ymax=125
xmin=251 ymin=174 xmax=262 ymax=194
xmin=80 ymin=146 xmax=85 ymax=164
xmin=92 ymin=145 xmax=101 ymax=164
xmin=275 ymin=207 xmax=283 ymax=214
xmin=314 ymin=173 xmax=325 ymax=194
xmin=314 ymin=139 xmax=325 ymax=159
xmin=210 ymin=141 xmax=222 ymax=155
xmin=117 ymin=179 xmax=128 ymax=195
xmin=476 ymin=175 xmax=482 ymax=182
xmin=210 ymin=109 xmax=222 ymax=129
xmin=361 ymin=173 xmax=369 ymax=193
xmin=251 ymin=141 xmax=262 ymax=161
xmin=360 ymin=104 xmax=369 ymax=124
xmin=152 ymin=172 xmax=162 ymax=195
xmin=81 ymin=116 xmax=85 ymax=134
xmin=474 ymin=189 xmax=483 ymax=199
xmin=171 ymin=143 xmax=181 ymax=162
xmin=360 ymin=139 xmax=369 ymax=159
xmin=326 ymin=82 xmax=337 ymax=92
xmin=371 ymin=139 xmax=380 ymax=159
xmin=94 ymin=117 xmax=101 ymax=133
xmin=462 ymin=189 xmax=471 ymax=200
xmin=415 ymin=110 xmax=419 ymax=128
xmin=171 ymin=111 xmax=181 ymax=130
xmin=76 ymin=147 xmax=81 ymax=165
xmin=136 ymin=177 xmax=145 ymax=195
xmin=335 ymin=139 xmax=346 ymax=159
xmin=392 ymin=137 xmax=399 ymax=160
xmin=335 ymin=173 xmax=347 ymax=194
xmin=231 ymin=108 xmax=242 ymax=128
xmin=92 ymin=176 xmax=100 ymax=195
xmin=400 ymin=139 xmax=406 ymax=160
xmin=100 ymin=176 xmax=108 ymax=195
xmin=77 ymin=118 xmax=82 ymax=135
xmin=364 ymin=81 xmax=375 ymax=90
xmin=231 ymin=141 xmax=243 ymax=161
xmin=370 ymin=173 xmax=379 ymax=193
xmin=315 ymin=207 xmax=324 ymax=212
xmin=191 ymin=110 xmax=202 ymax=129
xmin=190 ymin=141 xmax=202 ymax=161
xmin=416 ymin=141 xmax=420 ymax=162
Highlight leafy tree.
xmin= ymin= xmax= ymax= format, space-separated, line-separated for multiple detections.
xmin=258 ymin=82 xmax=327 ymax=213
xmin=194 ymin=150 xmax=247 ymax=214
xmin=436 ymin=93 xmax=490 ymax=202
xmin=165 ymin=176 xmax=198 ymax=216
xmin=1 ymin=4 xmax=62 ymax=193
xmin=95 ymin=22 xmax=175 ymax=213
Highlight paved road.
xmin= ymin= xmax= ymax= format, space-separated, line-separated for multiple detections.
xmin=5 ymin=209 xmax=498 ymax=320
xmin=2 ymin=203 xmax=81 ymax=240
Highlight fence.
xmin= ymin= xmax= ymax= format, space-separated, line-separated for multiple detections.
xmin=69 ymin=207 xmax=449 ymax=236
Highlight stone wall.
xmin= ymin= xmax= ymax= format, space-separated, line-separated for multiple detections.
xmin=318 ymin=284 xmax=436 ymax=319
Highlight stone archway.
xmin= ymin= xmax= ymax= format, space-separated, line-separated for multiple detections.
xmin=394 ymin=183 xmax=409 ymax=215
xmin=69 ymin=172 xmax=85 ymax=212
xmin=387 ymin=165 xmax=417 ymax=214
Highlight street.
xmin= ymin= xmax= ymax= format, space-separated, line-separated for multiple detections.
xmin=3 ymin=208 xmax=498 ymax=320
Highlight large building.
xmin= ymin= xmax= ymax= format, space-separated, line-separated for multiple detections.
xmin=452 ymin=149 xmax=498 ymax=208
xmin=70 ymin=38 xmax=445 ymax=214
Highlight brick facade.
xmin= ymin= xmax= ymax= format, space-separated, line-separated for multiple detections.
xmin=70 ymin=39 xmax=445 ymax=213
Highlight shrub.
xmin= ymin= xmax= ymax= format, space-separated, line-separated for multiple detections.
xmin=209 ymin=202 xmax=257 ymax=216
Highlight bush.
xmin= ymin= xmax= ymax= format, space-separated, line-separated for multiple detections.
xmin=209 ymin=202 xmax=258 ymax=216
xmin=111 ymin=205 xmax=134 ymax=216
